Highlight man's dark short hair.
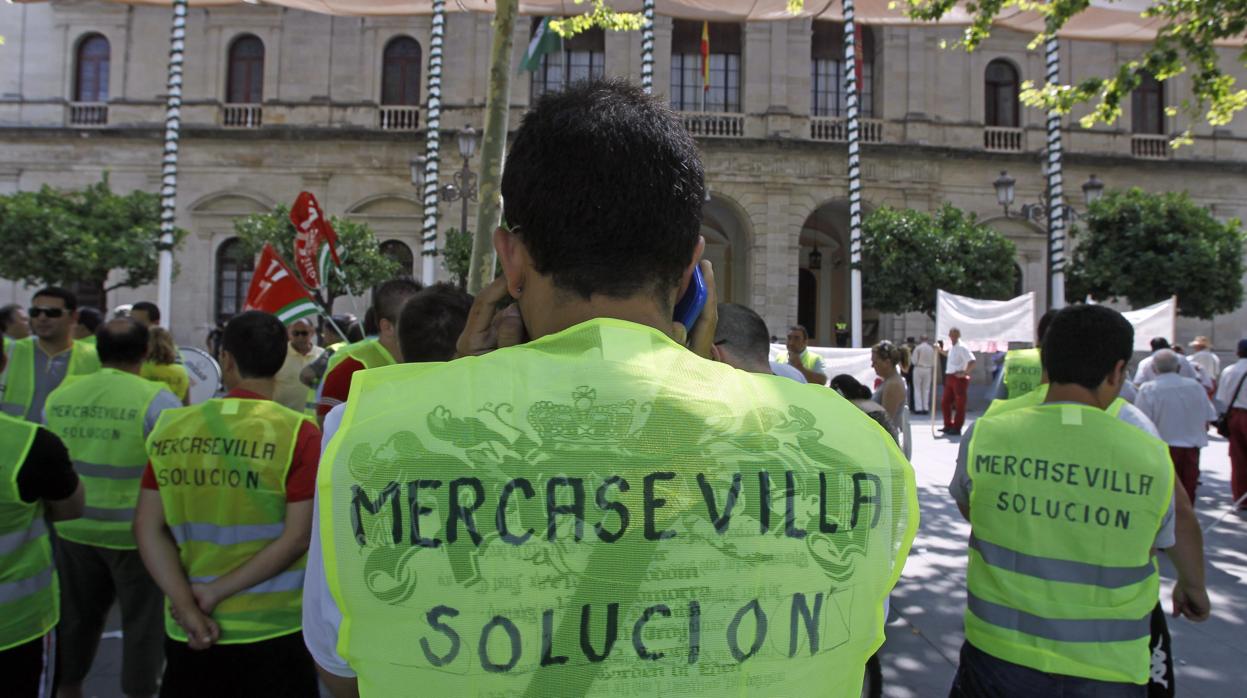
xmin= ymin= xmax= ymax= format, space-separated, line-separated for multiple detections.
xmin=32 ymin=286 xmax=77 ymax=311
xmin=96 ymin=318 xmax=149 ymax=365
xmin=372 ymin=279 xmax=422 ymax=325
xmin=1043 ymin=305 xmax=1134 ymax=391
xmin=789 ymin=325 xmax=809 ymax=339
xmin=0 ymin=304 xmax=22 ymax=332
xmin=1150 ymin=336 xmax=1170 ymax=352
xmin=223 ymin=311 xmax=287 ymax=379
xmin=77 ymin=307 xmax=103 ymax=334
xmin=830 ymin=374 xmax=872 ymax=401
xmin=714 ymin=303 xmax=771 ymax=366
xmin=397 ymin=283 xmax=474 ymax=363
xmin=1036 ymin=308 xmax=1059 ymax=345
xmin=362 ymin=308 xmax=378 ymax=337
xmin=131 ymin=301 xmax=161 ymax=324
xmin=501 ymin=79 xmax=704 ymax=301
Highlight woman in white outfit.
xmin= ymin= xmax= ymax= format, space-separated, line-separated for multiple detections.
xmin=872 ymin=340 xmax=912 ymax=459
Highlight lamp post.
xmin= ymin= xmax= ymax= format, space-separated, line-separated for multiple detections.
xmin=441 ymin=126 xmax=479 ymax=239
xmin=993 ymin=170 xmax=1105 ymax=308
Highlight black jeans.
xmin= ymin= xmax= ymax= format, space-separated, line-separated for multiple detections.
xmin=948 ymin=641 xmax=1146 ymax=698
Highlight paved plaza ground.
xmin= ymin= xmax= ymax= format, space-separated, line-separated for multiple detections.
xmin=81 ymin=410 xmax=1247 ymax=697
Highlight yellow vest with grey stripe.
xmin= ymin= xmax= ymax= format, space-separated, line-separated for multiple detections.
xmin=964 ymin=403 xmax=1173 ymax=684
xmin=45 ymin=368 xmax=165 ymax=549
xmin=0 ymin=413 xmax=58 ymax=650
xmin=321 ymin=318 xmax=920 ymax=697
xmin=146 ymin=398 xmax=311 ymax=644
xmin=1002 ymin=348 xmax=1043 ymax=399
xmin=1 ymin=338 xmax=100 ymax=420
xmin=984 ymin=384 xmax=1128 ymax=419
xmin=325 ymin=338 xmax=394 ymax=374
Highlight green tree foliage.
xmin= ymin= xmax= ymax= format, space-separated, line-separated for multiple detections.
xmin=0 ymin=175 xmax=184 ymax=294
xmin=441 ymin=227 xmax=472 ymax=289
xmin=1066 ymin=188 xmax=1244 ymax=318
xmin=901 ymin=0 xmax=1247 ymax=144
xmin=858 ymin=204 xmax=1018 ymax=316
xmin=231 ymin=205 xmax=400 ymax=304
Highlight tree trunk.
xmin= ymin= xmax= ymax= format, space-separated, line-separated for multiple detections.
xmin=467 ymin=0 xmax=518 ymax=295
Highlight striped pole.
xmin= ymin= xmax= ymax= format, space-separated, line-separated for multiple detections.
xmin=420 ymin=0 xmax=446 ymax=283
xmin=1045 ymin=29 xmax=1067 ymax=309
xmin=157 ymin=0 xmax=186 ymax=323
xmin=641 ymin=0 xmax=655 ymax=94
xmin=844 ymin=0 xmax=863 ymax=348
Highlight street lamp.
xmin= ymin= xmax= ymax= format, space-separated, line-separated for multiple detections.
xmin=993 ymin=170 xmax=1106 ymax=224
xmin=808 ymin=246 xmax=823 ymax=271
xmin=441 ymin=126 xmax=479 ymax=236
xmin=994 ymin=171 xmax=1016 ymax=215
xmin=1082 ymin=173 xmax=1105 ymax=205
xmin=409 ymin=155 xmax=426 ymax=189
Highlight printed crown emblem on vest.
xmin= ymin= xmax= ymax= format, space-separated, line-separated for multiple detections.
xmin=527 ymin=386 xmax=636 ymax=444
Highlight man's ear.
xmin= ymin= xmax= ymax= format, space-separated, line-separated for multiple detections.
xmin=494 ymin=226 xmax=528 ymax=298
xmin=220 ymin=349 xmax=235 ymax=375
xmin=675 ymin=236 xmax=707 ymax=301
xmin=710 ymin=343 xmax=725 ymax=364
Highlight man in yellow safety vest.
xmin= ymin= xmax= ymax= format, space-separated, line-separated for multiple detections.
xmin=310 ymin=79 xmax=918 ymax=698
xmin=134 ymin=310 xmax=322 ymax=697
xmin=948 ymin=304 xmax=1209 ymax=696
xmin=0 ymin=287 xmax=100 ymax=423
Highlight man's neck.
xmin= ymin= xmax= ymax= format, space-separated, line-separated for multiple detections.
xmin=230 ymin=378 xmax=277 ymax=399
xmin=524 ymin=294 xmax=674 ymax=342
xmin=103 ymin=362 xmax=143 ymax=376
xmin=377 ymin=335 xmax=400 ymax=364
xmin=37 ymin=335 xmax=73 ymax=356
xmin=1044 ymin=382 xmax=1111 ymax=410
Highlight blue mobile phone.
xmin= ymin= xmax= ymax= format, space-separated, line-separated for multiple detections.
xmin=673 ymin=265 xmax=708 ymax=330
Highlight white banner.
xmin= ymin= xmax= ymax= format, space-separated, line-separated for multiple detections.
xmin=934 ymin=290 xmax=1036 ymax=353
xmin=771 ymin=345 xmax=874 ymax=387
xmin=1121 ymin=297 xmax=1177 ymax=352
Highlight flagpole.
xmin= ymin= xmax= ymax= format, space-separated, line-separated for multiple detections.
xmin=420 ymin=0 xmax=446 ymax=283
xmin=844 ymin=0 xmax=864 ymax=349
xmin=640 ymin=0 xmax=655 ymax=94
xmin=157 ymin=0 xmax=187 ymax=325
xmin=1044 ymin=18 xmax=1068 ymax=311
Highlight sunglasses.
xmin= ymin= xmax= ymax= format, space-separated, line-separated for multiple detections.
xmin=29 ymin=306 xmax=65 ymax=319
xmin=291 ymin=331 xmax=311 ymax=337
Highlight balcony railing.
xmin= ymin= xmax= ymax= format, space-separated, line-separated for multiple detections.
xmin=1131 ymin=134 xmax=1169 ymax=159
xmin=809 ymin=116 xmax=884 ymax=143
xmin=379 ymin=106 xmax=421 ymax=131
xmin=222 ymin=104 xmax=263 ymax=128
xmin=984 ymin=126 xmax=1024 ymax=153
xmin=680 ymin=112 xmax=745 ymax=138
xmin=67 ymin=103 xmax=108 ymax=127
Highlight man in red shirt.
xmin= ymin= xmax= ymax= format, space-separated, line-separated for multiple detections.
xmin=134 ymin=311 xmax=321 ymax=698
xmin=316 ymin=278 xmax=421 ymax=424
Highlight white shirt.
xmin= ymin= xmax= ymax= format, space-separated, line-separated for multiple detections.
xmin=769 ymin=360 xmax=808 ymax=383
xmin=1119 ymin=380 xmax=1138 ymax=404
xmin=1135 ymin=373 xmax=1218 ymax=448
xmin=1216 ymin=358 xmax=1247 ymax=412
xmin=945 ymin=343 xmax=974 ymax=374
xmin=912 ymin=342 xmax=936 ymax=369
xmin=1189 ymin=349 xmax=1221 ymax=383
xmin=1135 ymin=352 xmax=1202 ymax=387
xmin=303 ymin=402 xmax=353 ymax=677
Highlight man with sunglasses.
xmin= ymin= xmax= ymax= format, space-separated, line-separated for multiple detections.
xmin=274 ymin=317 xmax=323 ymax=414
xmin=1 ymin=287 xmax=100 ymax=423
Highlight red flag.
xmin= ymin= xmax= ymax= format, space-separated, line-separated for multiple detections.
xmin=291 ymin=191 xmax=341 ymax=291
xmin=700 ymin=22 xmax=710 ymax=93
xmin=243 ymin=244 xmax=320 ymax=325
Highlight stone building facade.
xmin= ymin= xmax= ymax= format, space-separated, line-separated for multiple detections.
xmin=1 ymin=1 xmax=1245 ymax=351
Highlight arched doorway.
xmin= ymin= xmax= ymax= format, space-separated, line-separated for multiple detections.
xmin=701 ymin=195 xmax=752 ymax=305
xmin=798 ymin=201 xmax=852 ymax=346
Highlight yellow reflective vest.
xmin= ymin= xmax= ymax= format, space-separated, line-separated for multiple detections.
xmin=321 ymin=318 xmax=919 ymax=697
xmin=984 ymin=384 xmax=1128 ymax=420
xmin=0 ymin=414 xmax=58 ymax=650
xmin=325 ymin=338 xmax=394 ymax=374
xmin=1002 ymin=348 xmax=1043 ymax=399
xmin=147 ymin=398 xmax=312 ymax=644
xmin=46 ymin=369 xmax=165 ymax=549
xmin=1 ymin=338 xmax=100 ymax=420
xmin=964 ymin=403 xmax=1173 ymax=684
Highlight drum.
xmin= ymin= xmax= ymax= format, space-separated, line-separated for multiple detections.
xmin=178 ymin=346 xmax=223 ymax=404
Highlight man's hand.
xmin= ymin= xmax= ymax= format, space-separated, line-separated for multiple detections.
xmin=1172 ymin=580 xmax=1211 ymax=622
xmin=675 ymin=260 xmax=717 ymax=360
xmin=191 ymin=581 xmax=224 ymax=616
xmin=172 ymin=599 xmax=220 ymax=650
xmin=455 ymin=277 xmax=525 ymax=358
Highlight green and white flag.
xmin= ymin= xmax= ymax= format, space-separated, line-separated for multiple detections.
xmin=521 ymin=17 xmax=563 ymax=73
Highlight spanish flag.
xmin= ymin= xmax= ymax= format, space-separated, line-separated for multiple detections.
xmin=700 ymin=21 xmax=710 ymax=92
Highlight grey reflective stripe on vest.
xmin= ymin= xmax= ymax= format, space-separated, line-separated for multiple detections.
xmin=0 ymin=518 xmax=47 ymax=556
xmin=968 ymin=592 xmax=1150 ymax=643
xmin=0 ymin=566 xmax=53 ymax=604
xmin=190 ymin=568 xmax=304 ymax=595
xmin=970 ymin=535 xmax=1154 ymax=589
xmin=74 ymin=461 xmax=146 ymax=480
xmin=0 ymin=402 xmax=23 ymax=417
xmin=83 ymin=506 xmax=135 ymax=523
xmin=171 ymin=522 xmax=285 ymax=547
